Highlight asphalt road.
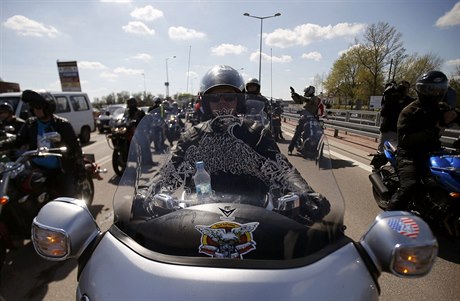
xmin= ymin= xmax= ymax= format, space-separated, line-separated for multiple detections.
xmin=0 ymin=123 xmax=459 ymax=301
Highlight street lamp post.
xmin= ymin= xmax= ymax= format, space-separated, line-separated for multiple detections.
xmin=165 ymin=55 xmax=176 ymax=99
xmin=243 ymin=12 xmax=281 ymax=85
xmin=141 ymin=72 xmax=146 ymax=100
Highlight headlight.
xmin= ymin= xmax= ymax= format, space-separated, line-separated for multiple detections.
xmin=391 ymin=244 xmax=438 ymax=276
xmin=360 ymin=211 xmax=438 ymax=278
xmin=32 ymin=222 xmax=70 ymax=260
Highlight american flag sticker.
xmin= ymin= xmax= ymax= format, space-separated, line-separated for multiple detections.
xmin=388 ymin=217 xmax=420 ymax=239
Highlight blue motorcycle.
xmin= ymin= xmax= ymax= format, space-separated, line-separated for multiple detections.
xmin=369 ymin=140 xmax=460 ymax=238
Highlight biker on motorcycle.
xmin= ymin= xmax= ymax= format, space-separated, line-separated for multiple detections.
xmin=124 ymin=96 xmax=145 ymax=127
xmin=288 ymin=85 xmax=320 ymax=155
xmin=0 ymin=102 xmax=25 ymax=135
xmin=14 ymin=90 xmax=86 ymax=198
xmin=388 ymin=71 xmax=459 ymax=210
xmin=148 ymin=65 xmax=330 ymax=225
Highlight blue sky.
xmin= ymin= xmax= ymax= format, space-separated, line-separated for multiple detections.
xmin=1 ymin=0 xmax=459 ymax=101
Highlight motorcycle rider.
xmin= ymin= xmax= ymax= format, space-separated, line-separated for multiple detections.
xmin=288 ymin=85 xmax=320 ymax=155
xmin=124 ymin=96 xmax=145 ymax=127
xmin=149 ymin=97 xmax=167 ymax=153
xmin=149 ymin=65 xmax=330 ymax=225
xmin=245 ymin=78 xmax=271 ymax=126
xmin=377 ymin=80 xmax=414 ymax=152
xmin=0 ymin=102 xmax=25 ymax=135
xmin=14 ymin=90 xmax=85 ymax=198
xmin=387 ymin=71 xmax=458 ymax=210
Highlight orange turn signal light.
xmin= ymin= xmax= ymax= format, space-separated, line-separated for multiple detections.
xmin=0 ymin=196 xmax=9 ymax=205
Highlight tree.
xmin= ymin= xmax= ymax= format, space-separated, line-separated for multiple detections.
xmin=395 ymin=52 xmax=443 ymax=86
xmin=353 ymin=22 xmax=406 ymax=97
xmin=323 ymin=47 xmax=364 ymax=106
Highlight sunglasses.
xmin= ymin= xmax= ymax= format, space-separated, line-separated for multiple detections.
xmin=29 ymin=103 xmax=44 ymax=109
xmin=203 ymin=93 xmax=243 ymax=104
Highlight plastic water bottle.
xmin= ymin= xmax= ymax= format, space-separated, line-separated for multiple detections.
xmin=194 ymin=161 xmax=212 ymax=200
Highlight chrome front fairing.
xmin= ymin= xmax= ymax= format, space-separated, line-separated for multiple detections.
xmin=77 ymin=231 xmax=378 ymax=301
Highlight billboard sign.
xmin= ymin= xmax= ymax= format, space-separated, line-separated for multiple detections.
xmin=57 ymin=60 xmax=81 ymax=92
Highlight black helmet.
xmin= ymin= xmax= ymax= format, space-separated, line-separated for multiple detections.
xmin=200 ymin=65 xmax=245 ymax=94
xmin=127 ymin=97 xmax=138 ymax=108
xmin=0 ymin=102 xmax=14 ymax=114
xmin=415 ymin=71 xmax=448 ymax=102
xmin=245 ymin=78 xmax=260 ymax=94
xmin=153 ymin=96 xmax=162 ymax=104
xmin=22 ymin=90 xmax=56 ymax=115
xmin=199 ymin=65 xmax=246 ymax=119
xmin=303 ymin=86 xmax=315 ymax=97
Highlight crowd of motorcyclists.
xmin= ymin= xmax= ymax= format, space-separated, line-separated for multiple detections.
xmin=0 ymin=67 xmax=457 ymax=227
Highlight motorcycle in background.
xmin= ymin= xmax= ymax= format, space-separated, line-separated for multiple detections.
xmin=164 ymin=114 xmax=184 ymax=147
xmin=369 ymin=140 xmax=460 ymax=238
xmin=107 ymin=120 xmax=136 ymax=177
xmin=0 ymin=131 xmax=95 ymax=271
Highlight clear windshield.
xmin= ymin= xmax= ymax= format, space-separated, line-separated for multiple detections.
xmin=113 ymin=99 xmax=345 ymax=259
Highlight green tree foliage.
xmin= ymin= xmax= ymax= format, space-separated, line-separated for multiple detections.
xmin=395 ymin=52 xmax=443 ymax=87
xmin=353 ymin=22 xmax=405 ymax=97
xmin=324 ymin=22 xmax=452 ymax=107
xmin=323 ymin=47 xmax=362 ymax=103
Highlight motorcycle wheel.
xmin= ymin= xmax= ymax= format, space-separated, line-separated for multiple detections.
xmin=78 ymin=174 xmax=94 ymax=206
xmin=112 ymin=149 xmax=126 ymax=177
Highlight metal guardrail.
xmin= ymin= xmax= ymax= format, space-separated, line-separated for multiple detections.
xmin=282 ymin=108 xmax=460 ymax=147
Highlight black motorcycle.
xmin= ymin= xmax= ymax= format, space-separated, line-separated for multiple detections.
xmin=295 ymin=114 xmax=323 ymax=158
xmin=0 ymin=132 xmax=95 ymax=271
xmin=107 ymin=120 xmax=135 ymax=177
xmin=164 ymin=114 xmax=184 ymax=147
xmin=369 ymin=140 xmax=460 ymax=238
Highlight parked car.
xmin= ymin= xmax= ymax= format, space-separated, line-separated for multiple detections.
xmin=96 ymin=104 xmax=126 ymax=133
xmin=0 ymin=91 xmax=95 ymax=144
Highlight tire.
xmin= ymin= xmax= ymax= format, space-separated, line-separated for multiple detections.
xmin=78 ymin=174 xmax=94 ymax=206
xmin=79 ymin=126 xmax=91 ymax=144
xmin=112 ymin=149 xmax=126 ymax=177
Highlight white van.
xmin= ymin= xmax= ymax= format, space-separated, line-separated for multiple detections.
xmin=0 ymin=91 xmax=95 ymax=143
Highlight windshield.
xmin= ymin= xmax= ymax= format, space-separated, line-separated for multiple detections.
xmin=113 ymin=99 xmax=345 ymax=260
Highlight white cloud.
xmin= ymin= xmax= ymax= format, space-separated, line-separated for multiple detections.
xmin=132 ymin=53 xmax=152 ymax=62
xmin=338 ymin=44 xmax=361 ymax=57
xmin=436 ymin=2 xmax=460 ymax=28
xmin=100 ymin=71 xmax=118 ymax=81
xmin=186 ymin=71 xmax=199 ymax=78
xmin=113 ymin=67 xmax=143 ymax=75
xmin=2 ymin=15 xmax=59 ymax=38
xmin=302 ymin=51 xmax=322 ymax=61
xmin=211 ymin=44 xmax=247 ymax=56
xmin=122 ymin=21 xmax=155 ymax=35
xmin=249 ymin=51 xmax=292 ymax=63
xmin=265 ymin=22 xmax=366 ymax=48
xmin=168 ymin=26 xmax=206 ymax=40
xmin=446 ymin=59 xmax=460 ymax=66
xmin=78 ymin=61 xmax=107 ymax=69
xmin=130 ymin=5 xmax=164 ymax=21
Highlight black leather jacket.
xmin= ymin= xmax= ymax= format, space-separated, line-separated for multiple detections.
xmin=151 ymin=115 xmax=330 ymax=224
xmin=15 ymin=115 xmax=84 ymax=175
